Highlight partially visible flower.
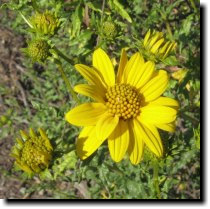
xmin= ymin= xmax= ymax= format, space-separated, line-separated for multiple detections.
xmin=11 ymin=128 xmax=53 ymax=174
xmin=23 ymin=39 xmax=50 ymax=63
xmin=65 ymin=48 xmax=179 ymax=165
xmin=141 ymin=29 xmax=177 ymax=61
xmin=30 ymin=11 xmax=60 ymax=36
xmin=171 ymin=69 xmax=188 ymax=83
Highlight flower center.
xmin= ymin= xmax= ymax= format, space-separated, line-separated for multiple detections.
xmin=21 ymin=137 xmax=51 ymax=172
xmin=105 ymin=84 xmax=141 ymax=120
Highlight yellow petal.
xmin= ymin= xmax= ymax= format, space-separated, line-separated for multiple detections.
xmin=127 ymin=120 xmax=144 ymax=165
xmin=75 ymin=64 xmax=106 ymax=91
xmin=108 ymin=119 xmax=129 ymax=162
xmin=93 ymin=48 xmax=115 ymax=86
xmin=117 ymin=48 xmax=128 ymax=83
xmin=123 ymin=52 xmax=144 ymax=85
xmin=134 ymin=119 xmax=163 ymax=157
xmin=143 ymin=30 xmax=151 ymax=46
xmin=74 ymin=84 xmax=105 ymax=103
xmin=159 ymin=41 xmax=170 ymax=55
xmin=139 ymin=105 xmax=177 ymax=124
xmin=96 ymin=112 xmax=119 ymax=141
xmin=147 ymin=97 xmax=179 ymax=108
xmin=155 ymin=122 xmax=176 ymax=133
xmin=65 ymin=103 xmax=107 ymax=126
xmin=147 ymin=32 xmax=162 ymax=49
xmin=76 ymin=126 xmax=106 ymax=160
xmin=163 ymin=42 xmax=174 ymax=59
xmin=140 ymin=70 xmax=169 ymax=102
xmin=143 ymin=122 xmax=163 ymax=154
xmin=134 ymin=61 xmax=155 ymax=89
xmin=151 ymin=38 xmax=164 ymax=54
xmin=17 ymin=162 xmax=33 ymax=174
xmin=171 ymin=42 xmax=177 ymax=51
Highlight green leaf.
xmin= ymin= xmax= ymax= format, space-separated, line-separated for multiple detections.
xmin=69 ymin=4 xmax=83 ymax=39
xmin=163 ymin=56 xmax=179 ymax=66
xmin=52 ymin=151 xmax=77 ymax=179
xmin=39 ymin=168 xmax=53 ymax=180
xmin=69 ymin=30 xmax=93 ymax=47
xmin=108 ymin=0 xmax=132 ymax=23
xmin=180 ymin=14 xmax=194 ymax=36
xmin=86 ymin=2 xmax=102 ymax=13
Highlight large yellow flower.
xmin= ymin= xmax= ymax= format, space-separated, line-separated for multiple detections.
xmin=65 ymin=48 xmax=178 ymax=165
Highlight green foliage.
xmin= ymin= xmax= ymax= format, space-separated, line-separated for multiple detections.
xmin=108 ymin=0 xmax=132 ymax=23
xmin=0 ymin=0 xmax=200 ymax=199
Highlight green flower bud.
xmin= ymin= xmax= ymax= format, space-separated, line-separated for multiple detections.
xmin=25 ymin=39 xmax=50 ymax=62
xmin=30 ymin=11 xmax=60 ymax=36
xmin=11 ymin=128 xmax=53 ymax=174
xmin=102 ymin=21 xmax=118 ymax=40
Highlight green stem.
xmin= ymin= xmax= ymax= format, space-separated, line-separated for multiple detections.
xmin=53 ymin=47 xmax=73 ymax=65
xmin=19 ymin=11 xmax=33 ymax=28
xmin=159 ymin=11 xmax=173 ymax=40
xmin=153 ymin=159 xmax=161 ymax=199
xmin=101 ymin=0 xmax=106 ymax=23
xmin=56 ymin=61 xmax=80 ymax=104
xmin=165 ymin=20 xmax=173 ymax=39
xmin=189 ymin=0 xmax=198 ymax=13
xmin=96 ymin=0 xmax=106 ymax=46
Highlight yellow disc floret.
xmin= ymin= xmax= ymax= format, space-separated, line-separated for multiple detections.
xmin=105 ymin=84 xmax=141 ymax=120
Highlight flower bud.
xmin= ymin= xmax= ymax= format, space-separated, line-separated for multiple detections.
xmin=25 ymin=39 xmax=50 ymax=62
xmin=101 ymin=21 xmax=118 ymax=40
xmin=11 ymin=128 xmax=53 ymax=174
xmin=31 ymin=11 xmax=60 ymax=36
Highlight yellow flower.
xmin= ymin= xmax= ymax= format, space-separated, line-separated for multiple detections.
xmin=11 ymin=128 xmax=53 ymax=174
xmin=142 ymin=29 xmax=177 ymax=61
xmin=65 ymin=48 xmax=178 ymax=165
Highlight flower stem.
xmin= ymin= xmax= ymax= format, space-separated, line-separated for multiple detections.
xmin=159 ymin=11 xmax=173 ymax=40
xmin=189 ymin=0 xmax=198 ymax=13
xmin=165 ymin=20 xmax=173 ymax=40
xmin=19 ymin=11 xmax=33 ymax=28
xmin=153 ymin=159 xmax=161 ymax=199
xmin=56 ymin=61 xmax=80 ymax=104
xmin=96 ymin=0 xmax=106 ymax=46
xmin=53 ymin=47 xmax=73 ymax=65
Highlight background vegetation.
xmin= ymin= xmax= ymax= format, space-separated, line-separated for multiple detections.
xmin=0 ymin=0 xmax=200 ymax=199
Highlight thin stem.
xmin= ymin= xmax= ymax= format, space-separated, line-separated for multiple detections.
xmin=101 ymin=0 xmax=106 ymax=23
xmin=19 ymin=11 xmax=33 ymax=28
xmin=165 ymin=20 xmax=173 ymax=40
xmin=56 ymin=62 xmax=80 ymax=104
xmin=159 ymin=10 xmax=173 ymax=40
xmin=53 ymin=47 xmax=73 ymax=65
xmin=96 ymin=0 xmax=106 ymax=46
xmin=189 ymin=0 xmax=198 ymax=13
xmin=153 ymin=159 xmax=161 ymax=199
